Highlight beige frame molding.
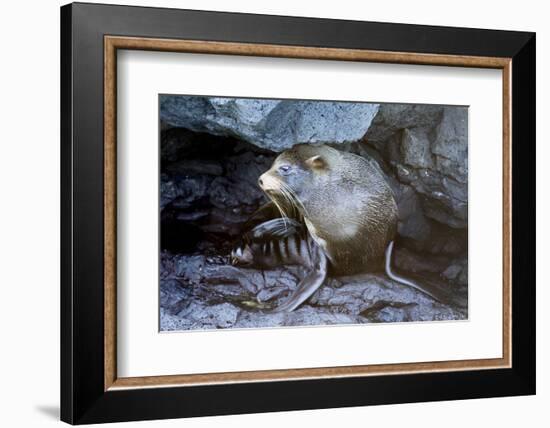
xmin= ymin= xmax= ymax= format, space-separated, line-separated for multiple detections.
xmin=104 ymin=35 xmax=512 ymax=391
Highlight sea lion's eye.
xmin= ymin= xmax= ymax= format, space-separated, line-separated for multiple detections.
xmin=278 ymin=165 xmax=292 ymax=175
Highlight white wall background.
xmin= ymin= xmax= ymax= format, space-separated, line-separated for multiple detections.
xmin=0 ymin=0 xmax=545 ymax=427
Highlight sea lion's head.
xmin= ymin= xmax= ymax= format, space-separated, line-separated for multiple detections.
xmin=258 ymin=144 xmax=338 ymax=216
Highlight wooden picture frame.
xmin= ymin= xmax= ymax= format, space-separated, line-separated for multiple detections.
xmin=61 ymin=2 xmax=535 ymax=424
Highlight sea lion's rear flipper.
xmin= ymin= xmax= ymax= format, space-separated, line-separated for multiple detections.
xmin=385 ymin=241 xmax=440 ymax=302
xmin=248 ymin=218 xmax=303 ymax=241
xmin=271 ymin=243 xmax=328 ymax=313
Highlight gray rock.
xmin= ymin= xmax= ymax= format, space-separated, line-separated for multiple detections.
xmin=432 ymin=108 xmax=468 ymax=183
xmin=256 ymin=286 xmax=289 ymax=303
xmin=394 ymin=183 xmax=432 ymax=242
xmin=366 ymin=104 xmax=444 ymax=145
xmin=442 ymin=264 xmax=462 ymax=281
xmin=159 ymin=252 xmax=467 ymax=331
xmin=442 ymin=258 xmax=468 ymax=286
xmin=160 ymin=96 xmax=379 ymax=151
xmin=160 ymin=279 xmax=192 ymax=315
xmin=170 ymin=302 xmax=241 ymax=330
xmin=160 ymin=174 xmax=211 ymax=209
xmin=393 ymin=247 xmax=449 ymax=274
xmin=172 ymin=254 xmax=207 ymax=282
xmin=400 ymin=128 xmax=433 ymax=169
xmin=365 ymin=105 xmax=468 ymax=229
xmin=282 ymin=308 xmax=360 ymax=327
xmin=166 ymin=159 xmax=223 ymax=176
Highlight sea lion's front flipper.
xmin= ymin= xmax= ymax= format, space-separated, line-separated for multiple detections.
xmin=231 ymin=218 xmax=304 ymax=267
xmin=241 ymin=201 xmax=280 ymax=232
xmin=248 ymin=218 xmax=303 ymax=241
xmin=271 ymin=243 xmax=328 ymax=313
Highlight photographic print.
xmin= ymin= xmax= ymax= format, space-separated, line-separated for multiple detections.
xmin=159 ymin=95 xmax=468 ymax=331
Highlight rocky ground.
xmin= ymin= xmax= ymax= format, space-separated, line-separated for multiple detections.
xmin=159 ymin=96 xmax=469 ymax=331
xmin=160 ymin=252 xmax=466 ymax=331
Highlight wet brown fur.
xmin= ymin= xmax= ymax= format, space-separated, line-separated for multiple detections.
xmin=259 ymin=144 xmax=398 ymax=276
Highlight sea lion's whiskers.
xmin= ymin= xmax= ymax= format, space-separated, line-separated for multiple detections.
xmin=272 ymin=199 xmax=287 ymax=218
xmin=287 ymin=185 xmax=308 ymax=217
xmin=269 ymin=194 xmax=290 ymax=229
xmin=282 ymin=191 xmax=300 ymax=230
xmin=280 ymin=181 xmax=308 ymax=218
xmin=279 ymin=187 xmax=298 ymax=219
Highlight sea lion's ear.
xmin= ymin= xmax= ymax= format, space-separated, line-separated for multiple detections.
xmin=305 ymin=155 xmax=326 ymax=169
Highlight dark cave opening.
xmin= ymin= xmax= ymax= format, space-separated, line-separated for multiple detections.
xmin=160 ymin=127 xmax=275 ymax=256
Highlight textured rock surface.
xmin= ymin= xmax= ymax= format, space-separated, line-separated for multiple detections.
xmin=160 ymin=96 xmax=379 ymax=152
xmin=158 ymin=98 xmax=469 ymax=331
xmin=160 ymin=130 xmax=275 ymax=254
xmin=160 ymin=252 xmax=466 ymax=331
xmin=365 ymin=104 xmax=468 ymax=229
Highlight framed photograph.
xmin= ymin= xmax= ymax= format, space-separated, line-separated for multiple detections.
xmin=60 ymin=2 xmax=535 ymax=424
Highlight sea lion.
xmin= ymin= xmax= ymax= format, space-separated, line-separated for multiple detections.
xmin=232 ymin=144 xmax=437 ymax=311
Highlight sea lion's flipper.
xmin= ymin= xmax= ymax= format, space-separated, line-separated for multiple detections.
xmin=242 ymin=201 xmax=280 ymax=232
xmin=231 ymin=202 xmax=283 ymax=266
xmin=271 ymin=243 xmax=328 ymax=313
xmin=231 ymin=218 xmax=304 ymax=267
xmin=384 ymin=241 xmax=440 ymax=302
xmin=248 ymin=217 xmax=303 ymax=241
